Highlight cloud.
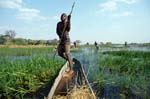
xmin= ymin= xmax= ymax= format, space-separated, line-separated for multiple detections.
xmin=17 ymin=8 xmax=47 ymax=21
xmin=113 ymin=11 xmax=133 ymax=17
xmin=97 ymin=0 xmax=138 ymax=16
xmin=115 ymin=0 xmax=137 ymax=4
xmin=0 ymin=0 xmax=22 ymax=9
xmin=0 ymin=0 xmax=47 ymax=21
xmin=99 ymin=0 xmax=118 ymax=12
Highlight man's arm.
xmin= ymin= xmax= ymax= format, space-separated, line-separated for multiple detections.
xmin=66 ymin=15 xmax=71 ymax=32
xmin=56 ymin=22 xmax=62 ymax=39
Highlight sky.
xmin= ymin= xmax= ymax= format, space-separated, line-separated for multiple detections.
xmin=0 ymin=0 xmax=149 ymax=44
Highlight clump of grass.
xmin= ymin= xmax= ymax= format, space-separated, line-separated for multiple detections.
xmin=0 ymin=56 xmax=64 ymax=98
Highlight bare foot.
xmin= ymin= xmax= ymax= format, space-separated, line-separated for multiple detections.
xmin=72 ymin=61 xmax=75 ymax=65
xmin=69 ymin=70 xmax=74 ymax=74
xmin=65 ymin=70 xmax=74 ymax=75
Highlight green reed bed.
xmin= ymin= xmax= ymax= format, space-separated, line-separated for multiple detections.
xmin=95 ymin=51 xmax=150 ymax=99
xmin=103 ymin=50 xmax=150 ymax=59
xmin=0 ymin=56 xmax=64 ymax=98
xmin=0 ymin=47 xmax=53 ymax=56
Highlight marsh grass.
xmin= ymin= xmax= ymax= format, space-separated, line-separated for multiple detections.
xmin=95 ymin=51 xmax=150 ymax=99
xmin=0 ymin=47 xmax=64 ymax=98
xmin=0 ymin=46 xmax=53 ymax=56
xmin=0 ymin=56 xmax=64 ymax=98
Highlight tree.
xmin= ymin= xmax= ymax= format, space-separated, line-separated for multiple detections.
xmin=106 ymin=42 xmax=112 ymax=46
xmin=5 ymin=30 xmax=16 ymax=39
xmin=46 ymin=39 xmax=58 ymax=45
xmin=12 ymin=38 xmax=27 ymax=45
xmin=0 ymin=35 xmax=6 ymax=44
xmin=100 ymin=42 xmax=104 ymax=45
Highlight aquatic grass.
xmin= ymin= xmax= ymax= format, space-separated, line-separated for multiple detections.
xmin=0 ymin=47 xmax=53 ymax=56
xmin=103 ymin=50 xmax=150 ymax=59
xmin=95 ymin=50 xmax=150 ymax=98
xmin=0 ymin=56 xmax=64 ymax=98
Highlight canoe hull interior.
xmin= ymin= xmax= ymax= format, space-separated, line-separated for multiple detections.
xmin=47 ymin=58 xmax=96 ymax=99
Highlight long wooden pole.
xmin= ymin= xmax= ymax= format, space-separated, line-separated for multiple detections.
xmin=53 ymin=2 xmax=75 ymax=59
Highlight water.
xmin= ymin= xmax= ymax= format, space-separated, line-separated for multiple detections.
xmin=72 ymin=47 xmax=100 ymax=81
xmin=72 ymin=46 xmax=150 ymax=79
xmin=71 ymin=46 xmax=150 ymax=99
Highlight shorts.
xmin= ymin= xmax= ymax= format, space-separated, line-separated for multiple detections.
xmin=58 ymin=42 xmax=70 ymax=57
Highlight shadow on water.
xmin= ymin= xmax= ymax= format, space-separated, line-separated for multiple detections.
xmin=24 ymin=80 xmax=52 ymax=99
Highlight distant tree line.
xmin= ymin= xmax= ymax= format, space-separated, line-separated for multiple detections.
xmin=0 ymin=30 xmax=59 ymax=45
xmin=0 ymin=30 xmax=82 ymax=46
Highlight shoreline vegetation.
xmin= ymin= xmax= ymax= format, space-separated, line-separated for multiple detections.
xmin=0 ymin=45 xmax=55 ymax=48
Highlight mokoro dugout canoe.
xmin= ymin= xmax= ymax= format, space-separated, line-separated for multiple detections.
xmin=47 ymin=58 xmax=96 ymax=99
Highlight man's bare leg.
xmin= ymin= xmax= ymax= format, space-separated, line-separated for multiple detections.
xmin=65 ymin=53 xmax=73 ymax=73
xmin=65 ymin=44 xmax=74 ymax=74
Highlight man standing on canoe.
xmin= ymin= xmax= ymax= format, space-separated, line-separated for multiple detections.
xmin=56 ymin=13 xmax=74 ymax=74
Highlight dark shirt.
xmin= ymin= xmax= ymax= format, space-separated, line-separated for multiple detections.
xmin=56 ymin=18 xmax=71 ymax=45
